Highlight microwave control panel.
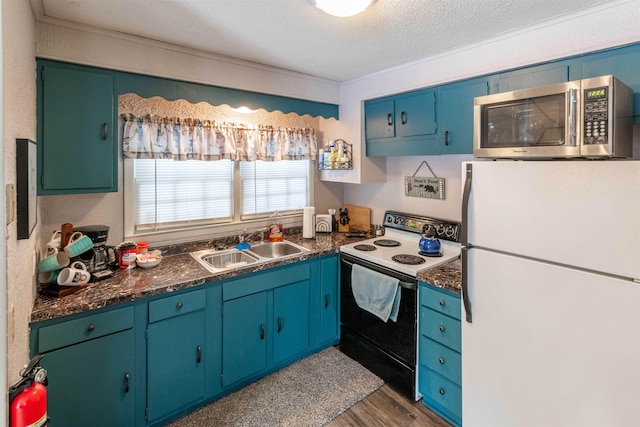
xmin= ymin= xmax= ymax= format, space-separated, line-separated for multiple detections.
xmin=583 ymin=86 xmax=609 ymax=145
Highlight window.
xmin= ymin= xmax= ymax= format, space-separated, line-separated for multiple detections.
xmin=125 ymin=159 xmax=311 ymax=238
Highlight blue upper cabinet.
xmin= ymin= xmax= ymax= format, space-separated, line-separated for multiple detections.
xmin=490 ymin=63 xmax=570 ymax=93
xmin=365 ymin=89 xmax=438 ymax=156
xmin=576 ymin=43 xmax=640 ymax=121
xmin=439 ymin=78 xmax=489 ymax=155
xmin=37 ymin=60 xmax=118 ymax=195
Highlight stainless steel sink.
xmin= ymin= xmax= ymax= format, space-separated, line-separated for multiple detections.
xmin=191 ymin=240 xmax=309 ymax=273
xmin=191 ymin=248 xmax=259 ymax=272
xmin=246 ymin=241 xmax=307 ymax=258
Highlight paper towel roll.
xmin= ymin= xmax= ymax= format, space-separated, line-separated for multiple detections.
xmin=303 ymin=206 xmax=316 ymax=238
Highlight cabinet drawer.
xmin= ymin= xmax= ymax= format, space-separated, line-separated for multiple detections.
xmin=419 ymin=336 xmax=461 ymax=385
xmin=420 ymin=284 xmax=461 ymax=320
xmin=420 ymin=308 xmax=461 ymax=352
xmin=420 ymin=368 xmax=462 ymax=423
xmin=149 ymin=289 xmax=206 ymax=323
xmin=38 ymin=306 xmax=134 ymax=353
xmin=223 ymin=263 xmax=310 ymax=301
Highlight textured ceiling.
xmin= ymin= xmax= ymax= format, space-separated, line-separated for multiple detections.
xmin=33 ymin=0 xmax=611 ymax=82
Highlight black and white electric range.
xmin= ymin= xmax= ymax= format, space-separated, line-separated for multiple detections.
xmin=339 ymin=211 xmax=461 ymax=400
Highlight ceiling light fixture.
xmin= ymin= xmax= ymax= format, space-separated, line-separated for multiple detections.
xmin=310 ymin=0 xmax=375 ymax=17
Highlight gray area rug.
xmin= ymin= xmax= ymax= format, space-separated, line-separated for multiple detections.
xmin=167 ymin=347 xmax=383 ymax=427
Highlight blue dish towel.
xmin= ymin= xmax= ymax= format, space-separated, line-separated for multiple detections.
xmin=351 ymin=264 xmax=401 ymax=322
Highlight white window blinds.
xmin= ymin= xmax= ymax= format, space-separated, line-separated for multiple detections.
xmin=240 ymin=160 xmax=310 ymax=218
xmin=133 ymin=159 xmax=233 ymax=232
xmin=129 ymin=159 xmax=310 ymax=234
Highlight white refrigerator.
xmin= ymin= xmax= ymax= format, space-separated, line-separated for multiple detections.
xmin=460 ymin=161 xmax=640 ymax=427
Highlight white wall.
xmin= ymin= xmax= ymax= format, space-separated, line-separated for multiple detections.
xmin=2 ymin=0 xmax=38 ymax=391
xmin=341 ymin=0 xmax=640 ymax=224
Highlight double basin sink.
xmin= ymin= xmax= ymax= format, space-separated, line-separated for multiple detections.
xmin=191 ymin=240 xmax=310 ymax=273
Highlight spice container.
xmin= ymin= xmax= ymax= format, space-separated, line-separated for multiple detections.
xmin=137 ymin=241 xmax=149 ymax=255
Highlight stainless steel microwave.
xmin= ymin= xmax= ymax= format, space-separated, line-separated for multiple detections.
xmin=473 ymin=75 xmax=633 ymax=159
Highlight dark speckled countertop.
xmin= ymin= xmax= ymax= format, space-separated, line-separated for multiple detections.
xmin=31 ymin=231 xmax=361 ymax=323
xmin=31 ymin=231 xmax=463 ymax=323
xmin=416 ymin=259 xmax=462 ymax=295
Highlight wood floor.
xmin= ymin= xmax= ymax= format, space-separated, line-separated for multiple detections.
xmin=327 ymin=384 xmax=452 ymax=427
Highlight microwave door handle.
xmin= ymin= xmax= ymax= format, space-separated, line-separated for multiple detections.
xmin=568 ymin=88 xmax=577 ymax=146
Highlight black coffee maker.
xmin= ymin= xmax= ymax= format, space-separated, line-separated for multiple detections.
xmin=74 ymin=225 xmax=118 ymax=281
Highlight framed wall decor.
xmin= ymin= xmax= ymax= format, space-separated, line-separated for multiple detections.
xmin=17 ymin=138 xmax=37 ymax=239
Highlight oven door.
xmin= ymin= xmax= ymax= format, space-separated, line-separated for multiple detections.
xmin=339 ymin=253 xmax=417 ymax=399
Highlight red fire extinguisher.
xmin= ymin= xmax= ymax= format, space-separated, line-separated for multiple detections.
xmin=9 ymin=354 xmax=48 ymax=427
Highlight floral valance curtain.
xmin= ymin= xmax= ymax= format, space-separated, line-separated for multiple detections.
xmin=121 ymin=114 xmax=317 ymax=161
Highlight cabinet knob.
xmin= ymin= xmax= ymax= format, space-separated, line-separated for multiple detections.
xmin=439 ymin=388 xmax=445 ymax=395
xmin=124 ymin=372 xmax=130 ymax=393
xmin=439 ymin=357 xmax=445 ymax=364
xmin=444 ymin=130 xmax=449 ymax=146
xmin=439 ymin=325 xmax=445 ymax=332
xmin=87 ymin=324 xmax=95 ymax=332
xmin=176 ymin=302 xmax=183 ymax=309
xmin=400 ymin=111 xmax=407 ymax=124
xmin=277 ymin=317 xmax=283 ymax=333
xmin=439 ymin=299 xmax=445 ymax=307
xmin=387 ymin=113 xmax=393 ymax=126
xmin=324 ymin=294 xmax=330 ymax=308
xmin=196 ymin=345 xmax=202 ymax=363
xmin=260 ymin=324 xmax=265 ymax=340
xmin=102 ymin=123 xmax=108 ymax=140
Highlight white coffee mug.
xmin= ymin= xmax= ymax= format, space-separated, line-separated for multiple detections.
xmin=57 ymin=261 xmax=91 ymax=286
xmin=45 ymin=230 xmax=62 ymax=255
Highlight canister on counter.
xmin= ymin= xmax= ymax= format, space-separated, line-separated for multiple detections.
xmin=118 ymin=242 xmax=138 ymax=269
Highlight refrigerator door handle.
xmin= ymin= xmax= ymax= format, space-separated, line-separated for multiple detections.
xmin=461 ymin=163 xmax=472 ymax=246
xmin=461 ymin=246 xmax=472 ymax=323
xmin=461 ymin=163 xmax=473 ymax=323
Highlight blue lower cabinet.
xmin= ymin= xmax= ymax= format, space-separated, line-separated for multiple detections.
xmin=30 ymin=306 xmax=136 ymax=427
xmin=222 ymin=291 xmax=269 ymax=386
xmin=222 ymin=280 xmax=311 ymax=387
xmin=43 ymin=330 xmax=135 ymax=426
xmin=419 ymin=283 xmax=462 ymax=427
xmin=273 ymin=280 xmax=311 ymax=364
xmin=319 ymin=254 xmax=339 ymax=345
xmin=146 ymin=307 xmax=206 ymax=422
xmin=420 ymin=368 xmax=462 ymax=425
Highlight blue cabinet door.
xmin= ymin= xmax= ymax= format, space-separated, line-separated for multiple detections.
xmin=577 ymin=44 xmax=640 ymax=119
xmin=364 ymin=98 xmax=395 ymax=139
xmin=439 ymin=78 xmax=489 ymax=154
xmin=40 ymin=329 xmax=135 ymax=427
xmin=273 ymin=280 xmax=311 ymax=364
xmin=39 ymin=61 xmax=117 ymax=194
xmin=395 ymin=90 xmax=437 ymax=137
xmin=319 ymin=255 xmax=339 ymax=344
xmin=222 ymin=291 xmax=268 ymax=386
xmin=147 ymin=309 xmax=206 ymax=422
xmin=492 ymin=63 xmax=570 ymax=93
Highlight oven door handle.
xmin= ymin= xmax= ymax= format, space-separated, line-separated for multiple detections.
xmin=342 ymin=259 xmax=417 ymax=290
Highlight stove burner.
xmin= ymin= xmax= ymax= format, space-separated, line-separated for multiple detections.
xmin=354 ymin=244 xmax=377 ymax=251
xmin=392 ymin=254 xmax=426 ymax=265
xmin=419 ymin=251 xmax=443 ymax=258
xmin=374 ymin=239 xmax=401 ymax=247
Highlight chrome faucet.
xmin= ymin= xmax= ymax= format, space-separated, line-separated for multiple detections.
xmin=238 ymin=227 xmax=268 ymax=244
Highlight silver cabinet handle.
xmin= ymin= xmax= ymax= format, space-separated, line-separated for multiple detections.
xmin=102 ymin=123 xmax=108 ymax=140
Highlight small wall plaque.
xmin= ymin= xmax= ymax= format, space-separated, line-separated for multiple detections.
xmin=405 ymin=161 xmax=445 ymax=200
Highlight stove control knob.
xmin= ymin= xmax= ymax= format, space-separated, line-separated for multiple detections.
xmin=444 ymin=225 xmax=455 ymax=237
xmin=436 ymin=224 xmax=445 ymax=236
